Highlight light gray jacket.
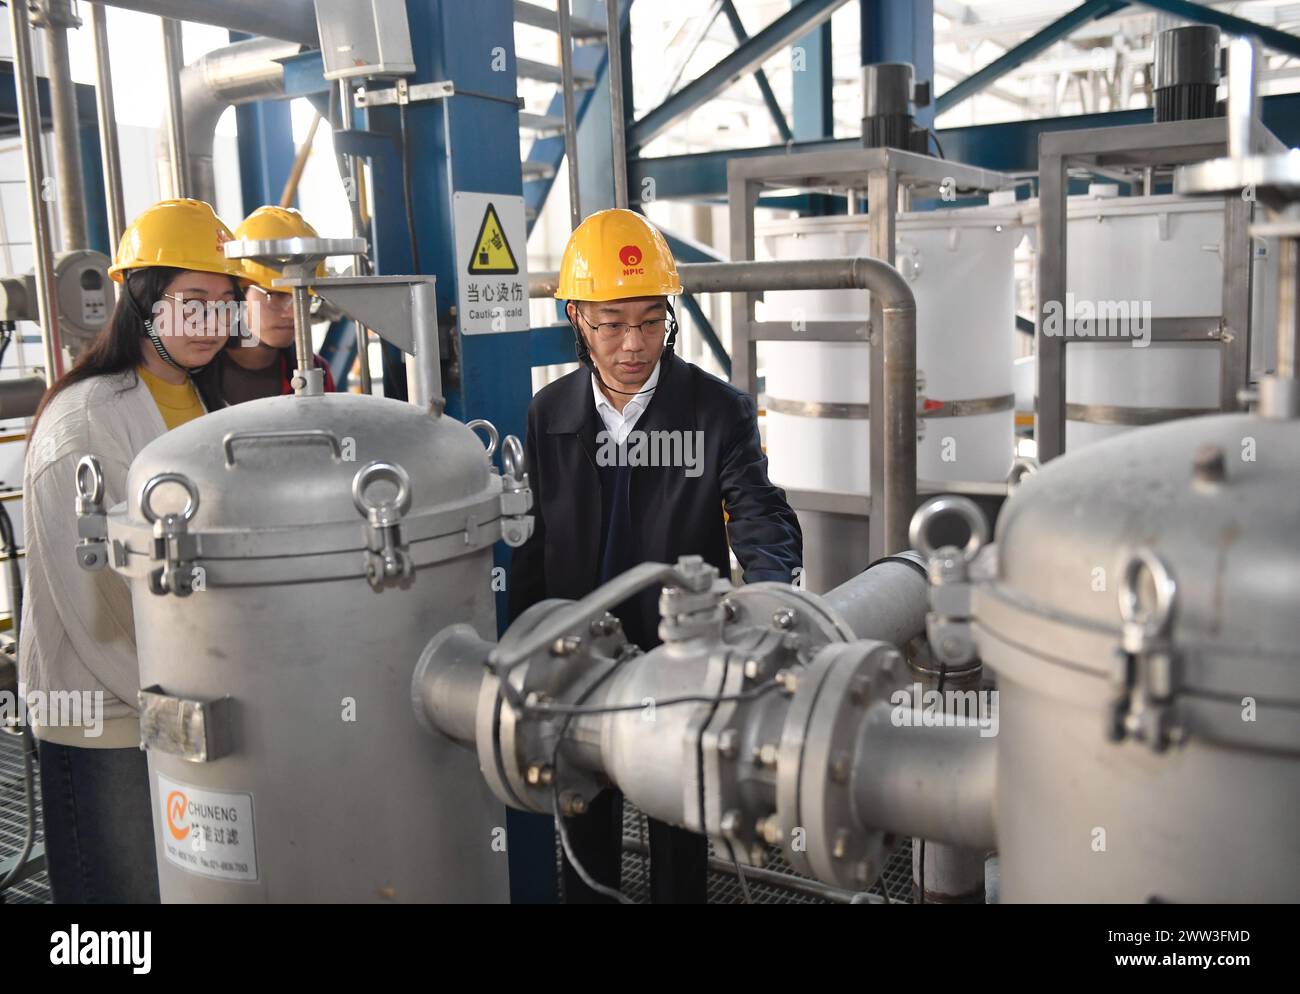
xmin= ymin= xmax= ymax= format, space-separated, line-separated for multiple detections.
xmin=20 ymin=370 xmax=169 ymax=747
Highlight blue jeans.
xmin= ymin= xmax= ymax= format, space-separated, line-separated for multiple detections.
xmin=37 ymin=740 xmax=160 ymax=904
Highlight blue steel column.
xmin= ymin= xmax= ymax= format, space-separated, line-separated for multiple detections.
xmin=77 ymin=87 xmax=110 ymax=255
xmin=365 ymin=0 xmax=551 ymax=903
xmin=792 ymin=2 xmax=833 ymax=141
xmin=860 ymin=0 xmax=934 ymax=131
xmin=230 ymin=31 xmax=298 ymax=213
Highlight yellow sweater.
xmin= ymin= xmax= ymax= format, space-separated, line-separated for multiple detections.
xmin=137 ymin=365 xmax=205 ymax=430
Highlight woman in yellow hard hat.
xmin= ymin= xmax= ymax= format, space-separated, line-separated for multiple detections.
xmin=21 ymin=198 xmax=244 ymax=904
xmin=195 ymin=205 xmax=337 ymax=408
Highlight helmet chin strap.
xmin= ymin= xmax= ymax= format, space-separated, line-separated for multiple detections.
xmin=127 ymin=277 xmax=204 ymax=375
xmin=569 ymin=300 xmax=678 ymax=398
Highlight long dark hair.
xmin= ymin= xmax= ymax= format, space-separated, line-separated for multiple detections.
xmin=32 ymin=266 xmax=238 ymax=428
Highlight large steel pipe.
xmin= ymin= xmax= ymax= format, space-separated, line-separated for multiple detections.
xmin=531 ymin=258 xmax=919 ymax=556
xmin=87 ymin=0 xmax=317 ymax=46
xmin=852 ymin=701 xmax=997 ymax=852
xmin=39 ymin=0 xmax=88 ymax=251
xmin=822 ymin=551 xmax=928 ymax=646
xmin=0 ymin=377 xmax=50 ymax=420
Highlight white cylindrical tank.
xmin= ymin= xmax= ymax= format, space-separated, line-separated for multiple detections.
xmin=1028 ymin=187 xmax=1280 ymax=450
xmin=756 ymin=202 xmax=1020 ymax=494
xmin=97 ymin=393 xmax=515 ymax=903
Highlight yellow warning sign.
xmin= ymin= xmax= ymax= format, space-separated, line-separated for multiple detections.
xmin=467 ymin=203 xmax=519 ymax=275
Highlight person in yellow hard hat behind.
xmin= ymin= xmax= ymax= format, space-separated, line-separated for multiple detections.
xmin=509 ymin=209 xmax=802 ymax=904
xmin=195 ymin=205 xmax=337 ymax=408
xmin=22 ymin=198 xmax=244 ymax=903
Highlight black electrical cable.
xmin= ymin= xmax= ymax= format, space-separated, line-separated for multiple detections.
xmin=545 ymin=658 xmax=636 ymax=905
xmin=494 ymin=637 xmax=786 ymax=904
xmin=397 ymin=102 xmax=423 ymax=274
xmin=0 ymin=323 xmax=13 ymax=371
xmin=521 ymin=679 xmax=782 ymax=718
xmin=928 ymin=128 xmax=946 ymax=160
xmin=722 ymin=838 xmax=754 ymax=904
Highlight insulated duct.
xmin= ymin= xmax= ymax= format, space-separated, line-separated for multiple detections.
xmin=179 ymin=37 xmax=304 ymax=205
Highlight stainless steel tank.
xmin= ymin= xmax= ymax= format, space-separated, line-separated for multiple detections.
xmin=88 ymin=393 xmax=528 ymax=902
xmin=972 ymin=412 xmax=1300 ymax=901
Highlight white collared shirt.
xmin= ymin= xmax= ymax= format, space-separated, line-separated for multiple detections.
xmin=591 ymin=359 xmax=661 ymax=446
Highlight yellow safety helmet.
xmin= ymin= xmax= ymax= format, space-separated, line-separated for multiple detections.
xmin=555 ymin=208 xmax=682 ymax=301
xmin=233 ymin=205 xmax=326 ymax=293
xmin=108 ymin=198 xmax=244 ymax=283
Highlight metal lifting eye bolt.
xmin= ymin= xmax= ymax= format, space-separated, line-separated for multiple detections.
xmin=908 ymin=495 xmax=989 ymax=563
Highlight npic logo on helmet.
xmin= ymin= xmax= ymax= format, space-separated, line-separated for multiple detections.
xmin=619 ymin=244 xmax=644 ymax=277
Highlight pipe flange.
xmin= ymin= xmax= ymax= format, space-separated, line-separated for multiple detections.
xmin=779 ymin=640 xmax=902 ymax=892
xmin=722 ymin=582 xmax=856 ymax=659
xmin=476 ymin=598 xmax=627 ymax=815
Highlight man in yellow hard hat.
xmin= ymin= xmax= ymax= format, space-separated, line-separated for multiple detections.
xmin=509 ymin=208 xmax=802 ymax=903
xmin=195 ymin=205 xmax=337 ymax=408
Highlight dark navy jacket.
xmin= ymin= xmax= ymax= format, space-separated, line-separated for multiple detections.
xmin=508 ymin=351 xmax=802 ymax=648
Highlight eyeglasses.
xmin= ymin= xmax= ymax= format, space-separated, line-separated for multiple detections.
xmin=248 ymin=285 xmax=295 ymax=308
xmin=153 ymin=292 xmax=238 ymax=333
xmin=576 ymin=309 xmax=668 ymax=341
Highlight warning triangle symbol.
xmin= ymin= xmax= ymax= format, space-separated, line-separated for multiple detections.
xmin=468 ymin=203 xmax=519 ymax=275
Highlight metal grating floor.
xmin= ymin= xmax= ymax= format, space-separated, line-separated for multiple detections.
xmin=558 ymin=801 xmax=915 ymax=905
xmin=0 ymin=728 xmax=50 ymax=904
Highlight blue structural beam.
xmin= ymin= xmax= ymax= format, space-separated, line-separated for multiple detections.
xmin=720 ymin=1 xmax=793 ymax=143
xmin=789 ymin=0 xmax=832 ymax=141
xmin=627 ymin=91 xmax=1300 ymax=199
xmin=679 ymin=292 xmax=731 ymax=376
xmin=1132 ymin=0 xmax=1300 ymax=59
xmin=662 ymin=228 xmax=726 ymax=264
xmin=230 ymin=32 xmax=298 ymax=214
xmin=363 ymin=0 xmax=551 ymax=904
xmin=861 ymin=0 xmax=934 ymax=130
xmin=628 ymin=0 xmax=850 ymax=151
xmin=0 ymin=62 xmax=109 ymax=253
xmin=80 ymin=118 xmax=110 ymax=256
xmin=235 ymin=102 xmax=297 ymax=212
xmin=278 ymin=50 xmax=330 ymax=99
xmin=935 ymin=0 xmax=1130 ymax=117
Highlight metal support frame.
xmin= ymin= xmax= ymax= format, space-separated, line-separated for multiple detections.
xmin=625 ymin=93 xmax=1300 ymax=200
xmin=627 ymin=0 xmax=849 ymax=151
xmin=1035 ymin=116 xmax=1281 ymax=462
xmin=727 ymin=146 xmax=1012 ymax=560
